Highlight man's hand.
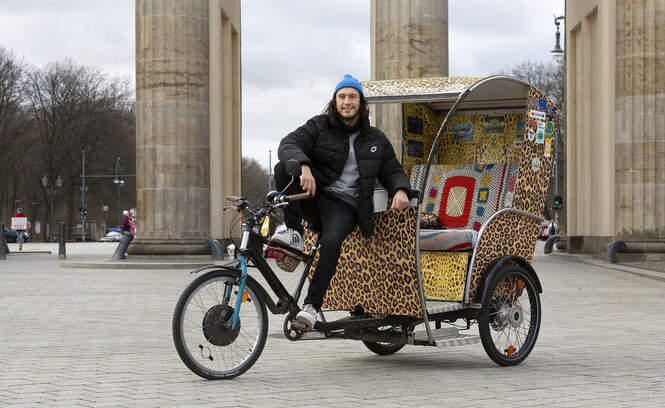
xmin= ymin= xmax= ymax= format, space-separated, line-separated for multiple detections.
xmin=390 ymin=189 xmax=410 ymax=211
xmin=300 ymin=165 xmax=316 ymax=196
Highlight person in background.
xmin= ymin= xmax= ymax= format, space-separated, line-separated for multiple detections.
xmin=12 ymin=207 xmax=27 ymax=251
xmin=121 ymin=210 xmax=131 ymax=235
xmin=128 ymin=213 xmax=136 ymax=237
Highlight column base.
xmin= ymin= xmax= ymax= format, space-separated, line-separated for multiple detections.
xmin=567 ymin=235 xmax=613 ymax=254
xmin=127 ymin=237 xmax=209 ymax=256
xmin=567 ymin=234 xmax=665 ymax=256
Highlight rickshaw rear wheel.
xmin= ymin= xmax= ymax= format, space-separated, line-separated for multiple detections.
xmin=362 ymin=341 xmax=405 ymax=355
xmin=478 ymin=264 xmax=541 ymax=366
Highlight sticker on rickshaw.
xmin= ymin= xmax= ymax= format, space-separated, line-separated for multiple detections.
xmin=546 ymin=122 xmax=554 ymax=138
xmin=536 ymin=122 xmax=546 ymax=143
xmin=532 ymin=157 xmax=541 ymax=172
xmin=529 ymin=109 xmax=546 ymax=120
xmin=544 ymin=139 xmax=552 ymax=158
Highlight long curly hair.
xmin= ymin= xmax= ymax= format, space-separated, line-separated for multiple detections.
xmin=322 ymin=94 xmax=370 ymax=125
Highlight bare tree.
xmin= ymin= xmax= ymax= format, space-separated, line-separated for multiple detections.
xmin=241 ymin=156 xmax=272 ymax=207
xmin=24 ymin=58 xmax=135 ymax=238
xmin=0 ymin=47 xmax=29 ymax=222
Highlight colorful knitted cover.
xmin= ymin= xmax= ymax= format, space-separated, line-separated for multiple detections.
xmin=411 ymin=163 xmax=518 ymax=251
xmin=419 ymin=229 xmax=478 ymax=251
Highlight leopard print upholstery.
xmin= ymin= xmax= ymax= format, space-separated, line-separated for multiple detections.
xmin=304 ymin=207 xmax=422 ymax=317
xmin=469 ymin=87 xmax=555 ymax=300
xmin=362 ymin=77 xmax=484 ymax=101
xmin=276 ymin=255 xmax=300 ymax=273
xmin=420 ymin=251 xmax=468 ymax=301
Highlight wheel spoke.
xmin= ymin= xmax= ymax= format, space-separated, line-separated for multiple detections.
xmin=479 ymin=268 xmax=541 ymax=366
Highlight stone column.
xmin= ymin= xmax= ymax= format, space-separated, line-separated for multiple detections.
xmin=131 ymin=0 xmax=211 ymax=255
xmin=370 ymin=0 xmax=448 ymax=153
xmin=615 ymin=0 xmax=665 ymax=251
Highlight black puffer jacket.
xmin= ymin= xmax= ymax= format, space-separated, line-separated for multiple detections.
xmin=278 ymin=114 xmax=411 ymax=237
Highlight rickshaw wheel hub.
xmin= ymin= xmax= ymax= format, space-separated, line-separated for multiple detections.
xmin=202 ymin=304 xmax=240 ymax=346
xmin=508 ymin=305 xmax=523 ymax=328
xmin=493 ymin=303 xmax=523 ymax=330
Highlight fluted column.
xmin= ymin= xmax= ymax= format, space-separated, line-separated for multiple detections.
xmin=131 ymin=0 xmax=210 ymax=255
xmin=615 ymin=0 xmax=665 ymax=245
xmin=370 ymin=0 xmax=449 ymax=153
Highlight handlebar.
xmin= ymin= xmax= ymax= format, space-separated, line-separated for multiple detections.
xmin=285 ymin=192 xmax=311 ymax=202
xmin=226 ymin=192 xmax=311 ymax=204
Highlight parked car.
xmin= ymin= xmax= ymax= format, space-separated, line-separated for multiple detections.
xmin=100 ymin=231 xmax=123 ymax=242
xmin=3 ymin=228 xmax=29 ymax=243
xmin=4 ymin=228 xmax=17 ymax=243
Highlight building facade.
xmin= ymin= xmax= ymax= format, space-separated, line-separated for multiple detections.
xmin=566 ymin=0 xmax=665 ymax=256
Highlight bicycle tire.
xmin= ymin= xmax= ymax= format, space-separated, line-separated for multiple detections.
xmin=172 ymin=270 xmax=268 ymax=379
xmin=478 ymin=265 xmax=541 ymax=366
xmin=362 ymin=341 xmax=405 ymax=355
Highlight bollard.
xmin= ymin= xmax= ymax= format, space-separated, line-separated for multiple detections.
xmin=59 ymin=222 xmax=66 ymax=259
xmin=112 ymin=232 xmax=134 ymax=260
xmin=544 ymin=234 xmax=562 ymax=254
xmin=1 ymin=222 xmax=7 ymax=259
xmin=204 ymin=239 xmax=225 ymax=260
xmin=605 ymin=240 xmax=626 ymax=264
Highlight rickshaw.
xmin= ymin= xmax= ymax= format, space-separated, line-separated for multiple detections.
xmin=172 ymin=76 xmax=556 ymax=379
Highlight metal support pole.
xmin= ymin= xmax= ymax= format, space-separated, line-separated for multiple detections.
xmin=268 ymin=150 xmax=272 ymax=191
xmin=49 ymin=194 xmax=55 ymax=243
xmin=115 ymin=157 xmax=123 ymax=229
xmin=81 ymin=150 xmax=87 ymax=242
xmin=59 ymin=222 xmax=66 ymax=259
xmin=116 ymin=183 xmax=121 ymax=228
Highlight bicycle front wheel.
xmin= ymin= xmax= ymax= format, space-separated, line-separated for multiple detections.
xmin=172 ymin=270 xmax=268 ymax=379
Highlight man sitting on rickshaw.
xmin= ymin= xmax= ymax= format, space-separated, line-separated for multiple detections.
xmin=272 ymin=74 xmax=411 ymax=329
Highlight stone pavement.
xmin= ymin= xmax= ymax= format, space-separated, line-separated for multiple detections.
xmin=1 ymin=241 xmax=664 ymax=407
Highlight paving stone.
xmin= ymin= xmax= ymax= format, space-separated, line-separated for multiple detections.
xmin=1 ymin=242 xmax=664 ymax=406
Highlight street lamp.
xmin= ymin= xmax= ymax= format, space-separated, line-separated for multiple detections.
xmin=550 ymin=15 xmax=565 ymax=228
xmin=114 ymin=157 xmax=124 ymax=229
xmin=42 ymin=175 xmax=62 ymax=243
xmin=551 ymin=15 xmax=565 ymax=63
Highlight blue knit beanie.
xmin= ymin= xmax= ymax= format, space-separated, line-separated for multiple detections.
xmin=333 ymin=74 xmax=364 ymax=98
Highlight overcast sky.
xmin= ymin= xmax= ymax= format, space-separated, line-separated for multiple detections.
xmin=0 ymin=0 xmax=564 ymax=170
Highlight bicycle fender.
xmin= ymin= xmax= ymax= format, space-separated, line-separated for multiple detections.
xmin=189 ymin=264 xmax=240 ymax=275
xmin=475 ymin=255 xmax=543 ymax=304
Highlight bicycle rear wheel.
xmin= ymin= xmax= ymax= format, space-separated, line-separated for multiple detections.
xmin=172 ymin=270 xmax=268 ymax=379
xmin=478 ymin=265 xmax=541 ymax=366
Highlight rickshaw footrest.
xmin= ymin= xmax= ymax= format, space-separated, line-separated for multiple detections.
xmin=413 ymin=328 xmax=480 ymax=348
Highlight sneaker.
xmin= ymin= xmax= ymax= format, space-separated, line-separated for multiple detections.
xmin=270 ymin=228 xmax=304 ymax=252
xmin=296 ymin=304 xmax=318 ymax=329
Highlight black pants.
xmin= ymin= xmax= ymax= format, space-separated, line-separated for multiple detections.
xmin=274 ymin=162 xmax=358 ymax=309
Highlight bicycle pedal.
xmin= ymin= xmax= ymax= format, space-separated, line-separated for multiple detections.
xmin=291 ymin=320 xmax=312 ymax=332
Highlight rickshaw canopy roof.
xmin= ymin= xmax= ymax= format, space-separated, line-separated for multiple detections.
xmin=361 ymin=76 xmax=534 ymax=110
